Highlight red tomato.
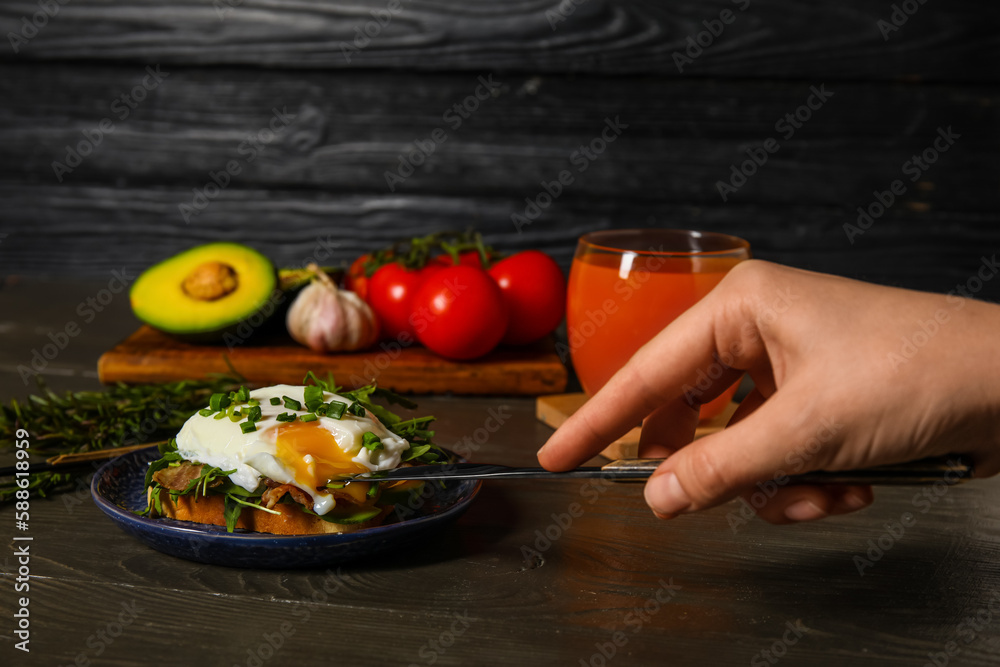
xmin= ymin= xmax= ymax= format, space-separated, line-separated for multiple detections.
xmin=413 ymin=266 xmax=509 ymax=360
xmin=488 ymin=250 xmax=566 ymax=345
xmin=367 ymin=263 xmax=443 ymax=340
xmin=345 ymin=254 xmax=371 ymax=301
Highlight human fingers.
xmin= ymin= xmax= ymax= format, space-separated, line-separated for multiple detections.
xmin=537 ymin=271 xmax=752 ymax=471
xmin=740 ymin=484 xmax=874 ymax=525
xmin=637 ymin=400 xmax=701 ymax=460
xmin=642 ymin=380 xmax=842 ymax=517
xmin=636 ymin=381 xmax=765 ymax=467
xmin=726 ymin=387 xmax=766 ymax=426
xmin=710 ymin=386 xmax=874 ymax=523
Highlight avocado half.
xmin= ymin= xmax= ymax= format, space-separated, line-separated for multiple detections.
xmin=130 ymin=243 xmax=279 ymax=343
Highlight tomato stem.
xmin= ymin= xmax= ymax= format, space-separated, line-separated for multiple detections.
xmin=361 ymin=229 xmax=500 ymax=276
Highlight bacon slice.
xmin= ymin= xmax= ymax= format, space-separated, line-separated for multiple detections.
xmin=152 ymin=462 xmax=210 ymax=491
xmin=261 ymin=483 xmax=314 ymax=510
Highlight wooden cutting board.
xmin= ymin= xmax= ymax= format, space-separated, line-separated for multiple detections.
xmin=99 ymin=326 xmax=567 ymax=395
xmin=536 ymin=393 xmax=739 ymax=459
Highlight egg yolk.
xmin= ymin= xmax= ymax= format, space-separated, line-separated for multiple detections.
xmin=275 ymin=421 xmax=369 ymax=489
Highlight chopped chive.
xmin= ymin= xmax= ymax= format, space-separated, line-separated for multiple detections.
xmin=247 ymin=406 xmax=262 ymax=422
xmin=228 ymin=410 xmax=243 ymax=422
xmin=282 ymin=396 xmax=301 ymax=410
xmin=269 ymin=397 xmax=281 ymax=406
xmin=276 ymin=412 xmax=296 ymax=423
xmin=213 ymin=411 xmax=227 ymax=420
xmin=235 ymin=386 xmax=250 ymax=402
xmin=362 ymin=432 xmax=383 ymax=452
xmin=326 ymin=401 xmax=347 ymax=419
xmin=198 ymin=408 xmax=213 ymax=417
xmin=314 ymin=403 xmax=329 ymax=417
xmin=240 ymin=421 xmax=257 ymax=434
xmin=348 ymin=402 xmax=366 ymax=418
xmin=209 ymin=393 xmax=231 ymax=411
xmin=303 ymin=385 xmax=325 ymax=406
xmin=326 ymin=481 xmax=345 ymax=490
xmin=366 ymin=483 xmax=379 ymax=498
xmin=300 ymin=413 xmax=318 ymax=423
xmin=247 ymin=398 xmax=260 ymax=407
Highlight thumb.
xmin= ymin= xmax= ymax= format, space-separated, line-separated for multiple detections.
xmin=644 ymin=389 xmax=834 ymax=517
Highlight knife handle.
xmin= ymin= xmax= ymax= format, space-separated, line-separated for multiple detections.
xmin=600 ymin=455 xmax=974 ymax=486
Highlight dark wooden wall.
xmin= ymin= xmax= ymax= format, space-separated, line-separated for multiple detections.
xmin=0 ymin=0 xmax=998 ymax=298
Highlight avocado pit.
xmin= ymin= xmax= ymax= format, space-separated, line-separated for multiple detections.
xmin=182 ymin=261 xmax=239 ymax=301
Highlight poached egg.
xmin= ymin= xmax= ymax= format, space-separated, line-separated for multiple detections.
xmin=174 ymin=384 xmax=410 ymax=515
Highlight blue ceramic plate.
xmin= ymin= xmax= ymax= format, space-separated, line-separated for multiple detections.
xmin=91 ymin=447 xmax=481 ymax=569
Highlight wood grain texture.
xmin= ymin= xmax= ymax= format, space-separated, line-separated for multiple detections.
xmin=0 ymin=0 xmax=996 ymax=653
xmin=3 ymin=373 xmax=1000 ymax=666
xmin=0 ymin=0 xmax=997 ymax=81
xmin=1 ymin=65 xmax=996 ymax=209
xmin=2 ymin=184 xmax=998 ymax=303
xmin=98 ymin=325 xmax=568 ymax=395
xmin=4 ymin=269 xmax=1000 ymax=663
xmin=1 ymin=62 xmax=996 ymax=296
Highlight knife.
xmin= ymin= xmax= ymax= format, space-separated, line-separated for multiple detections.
xmin=0 ymin=448 xmax=973 ymax=487
xmin=336 ymin=455 xmax=974 ymax=485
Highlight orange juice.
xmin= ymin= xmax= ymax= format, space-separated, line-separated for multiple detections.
xmin=566 ymin=230 xmax=749 ymax=419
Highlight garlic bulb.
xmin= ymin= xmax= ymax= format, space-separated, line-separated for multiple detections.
xmin=286 ymin=264 xmax=379 ymax=352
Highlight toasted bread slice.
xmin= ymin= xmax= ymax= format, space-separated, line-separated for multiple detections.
xmin=148 ymin=489 xmax=392 ymax=536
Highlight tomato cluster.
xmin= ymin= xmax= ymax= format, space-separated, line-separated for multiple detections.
xmin=347 ymin=246 xmax=566 ymax=360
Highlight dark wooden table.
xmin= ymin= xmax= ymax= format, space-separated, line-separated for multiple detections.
xmin=3 ymin=278 xmax=1000 ymax=667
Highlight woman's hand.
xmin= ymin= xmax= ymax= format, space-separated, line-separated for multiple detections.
xmin=538 ymin=260 xmax=1000 ymax=524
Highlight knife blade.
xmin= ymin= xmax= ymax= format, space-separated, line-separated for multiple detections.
xmin=335 ymin=455 xmax=974 ymax=485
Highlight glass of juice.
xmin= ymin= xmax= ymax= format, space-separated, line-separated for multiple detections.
xmin=567 ymin=229 xmax=751 ymax=420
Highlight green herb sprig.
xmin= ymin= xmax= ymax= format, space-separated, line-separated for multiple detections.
xmin=139 ymin=372 xmax=449 ymax=532
xmin=0 ymin=375 xmax=244 ymax=503
xmin=142 ymin=439 xmax=281 ymax=532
